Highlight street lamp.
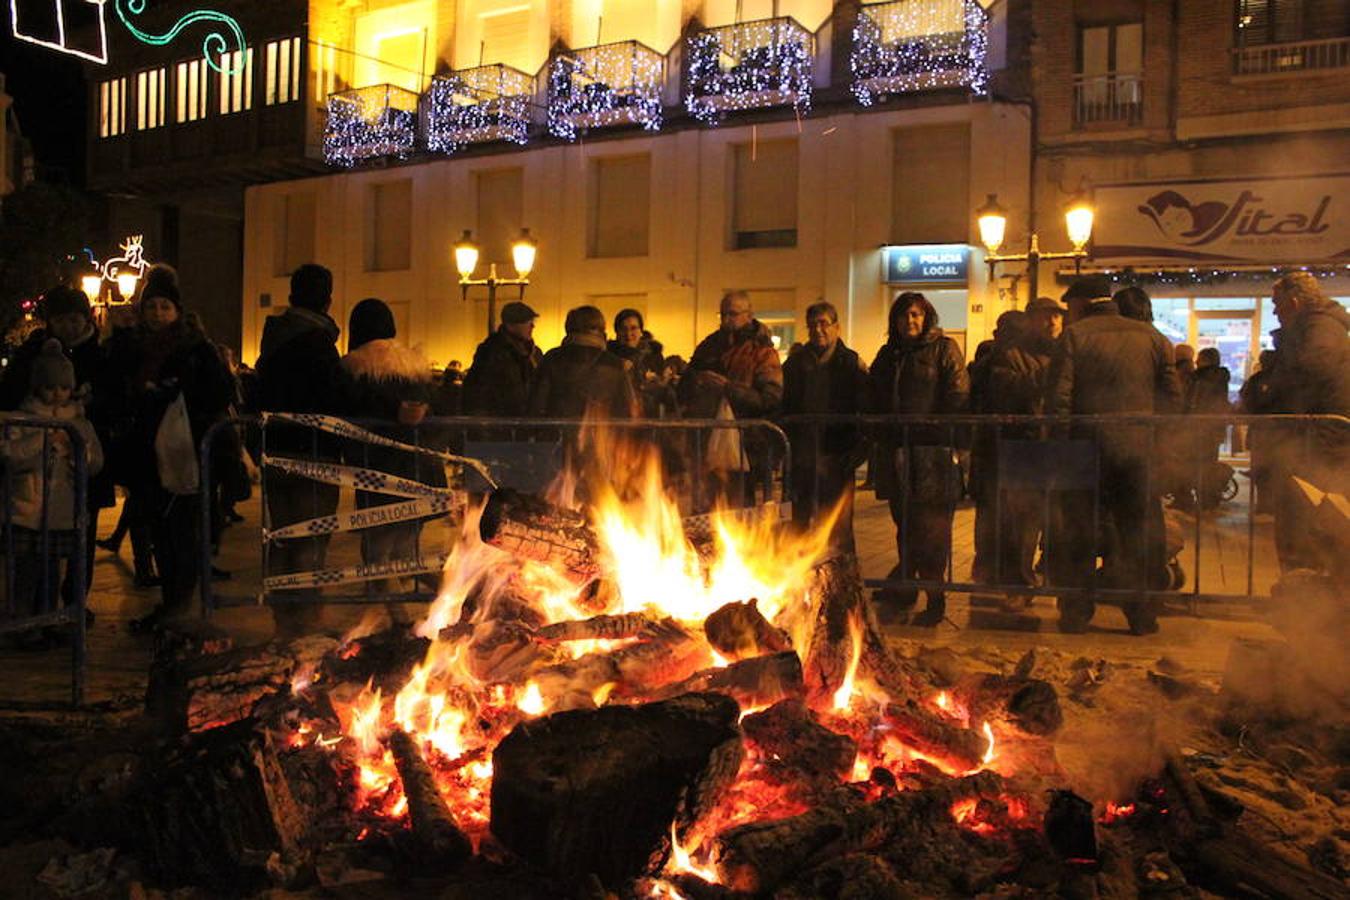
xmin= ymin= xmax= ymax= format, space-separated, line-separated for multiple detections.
xmin=115 ymin=271 xmax=140 ymax=303
xmin=976 ymin=189 xmax=1095 ymax=303
xmin=455 ymin=228 xmax=537 ymax=337
xmin=81 ymin=274 xmax=104 ymax=306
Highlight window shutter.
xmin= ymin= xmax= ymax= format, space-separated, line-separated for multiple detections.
xmin=890 ymin=123 xmax=970 ymax=245
xmin=590 ymin=155 xmax=651 ymax=258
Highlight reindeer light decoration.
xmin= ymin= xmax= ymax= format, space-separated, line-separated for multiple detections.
xmin=81 ymin=234 xmax=152 ymax=309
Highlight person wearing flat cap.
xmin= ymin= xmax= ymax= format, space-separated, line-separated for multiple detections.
xmin=1045 ymin=275 xmax=1182 ymax=636
xmin=462 ymin=301 xmax=543 ymax=417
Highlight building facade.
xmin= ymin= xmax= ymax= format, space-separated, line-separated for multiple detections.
xmin=232 ymin=0 xmax=1030 ymax=365
xmin=1033 ymin=0 xmax=1350 ymax=396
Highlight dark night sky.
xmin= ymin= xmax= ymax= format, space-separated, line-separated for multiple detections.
xmin=1 ymin=10 xmax=89 ymax=185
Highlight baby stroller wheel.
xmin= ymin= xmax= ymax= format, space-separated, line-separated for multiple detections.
xmin=1166 ymin=560 xmax=1185 ymax=591
xmin=1221 ymin=474 xmax=1239 ymax=502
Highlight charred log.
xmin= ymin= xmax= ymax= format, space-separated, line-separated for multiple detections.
xmin=320 ymin=628 xmax=429 ymax=693
xmin=536 ymin=613 xmax=675 ymax=644
xmin=703 ymin=600 xmax=789 ymax=661
xmin=490 ymin=693 xmax=743 ymax=889
xmin=740 ymin=699 xmax=856 ymax=779
xmin=387 ymin=728 xmax=472 ymax=869
xmin=882 ymin=701 xmax=988 ymax=772
xmin=715 ymin=770 xmax=1006 ymax=893
xmin=804 ymin=555 xmax=915 ymax=704
xmin=649 ymin=651 xmax=804 ymax=708
xmin=960 ymin=675 xmax=1063 ymax=737
xmin=479 ymin=489 xmax=602 ymax=594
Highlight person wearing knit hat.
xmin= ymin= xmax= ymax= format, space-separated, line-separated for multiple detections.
xmin=30 ymin=338 xmax=76 ymax=396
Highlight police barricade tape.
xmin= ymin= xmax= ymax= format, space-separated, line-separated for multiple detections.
xmin=262 ymin=412 xmax=497 ymax=488
xmin=264 ymin=552 xmax=451 ymax=590
xmin=263 ymin=455 xmax=459 ymax=500
xmin=264 ymin=493 xmax=466 ymax=543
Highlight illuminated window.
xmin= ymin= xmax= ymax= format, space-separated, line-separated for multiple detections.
xmin=265 ymin=36 xmax=303 ymax=105
xmin=135 ymin=69 xmax=165 ymax=130
xmin=218 ymin=48 xmax=254 ymax=114
xmin=175 ymin=59 xmax=209 ymax=122
xmin=312 ymin=40 xmax=340 ymax=106
xmin=99 ymin=77 xmax=127 ymax=137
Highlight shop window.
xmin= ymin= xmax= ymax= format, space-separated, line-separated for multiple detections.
xmin=99 ymin=77 xmax=127 ymax=137
xmin=1152 ymin=296 xmax=1189 ymax=346
xmin=890 ymin=123 xmax=969 ymax=245
xmin=367 ymin=179 xmax=413 ymax=272
xmin=265 ymin=36 xmax=303 ymax=104
xmin=218 ymin=48 xmax=254 ymax=114
xmin=135 ymin=68 xmax=166 ymax=130
xmin=589 ymin=154 xmax=651 ymax=258
xmin=274 ymin=192 xmax=316 ymax=277
xmin=476 ymin=168 xmax=525 ymax=267
xmin=175 ymin=59 xmax=208 ymax=123
xmin=731 ymin=140 xmax=798 ymax=250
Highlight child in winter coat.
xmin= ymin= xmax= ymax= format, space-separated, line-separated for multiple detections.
xmin=2 ymin=340 xmax=104 ymax=622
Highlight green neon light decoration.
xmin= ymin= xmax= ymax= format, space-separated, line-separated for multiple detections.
xmin=114 ymin=0 xmax=247 ymax=74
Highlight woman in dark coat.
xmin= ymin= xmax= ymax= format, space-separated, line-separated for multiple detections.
xmin=869 ymin=292 xmax=970 ymax=626
xmin=108 ymin=266 xmax=235 ymax=629
xmin=607 ymin=308 xmax=673 ymax=417
xmin=340 ymin=298 xmax=439 ymax=623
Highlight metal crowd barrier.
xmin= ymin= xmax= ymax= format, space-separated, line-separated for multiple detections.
xmin=780 ymin=412 xmax=1350 ymax=612
xmin=199 ymin=415 xmax=790 ymax=617
xmin=0 ymin=416 xmax=90 ymax=705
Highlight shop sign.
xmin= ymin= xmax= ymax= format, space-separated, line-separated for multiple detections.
xmin=883 ymin=244 xmax=970 ymax=284
xmin=1094 ymin=174 xmax=1350 ymax=263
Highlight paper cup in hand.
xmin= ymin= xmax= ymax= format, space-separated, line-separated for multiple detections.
xmin=398 ymin=401 xmax=429 ymax=425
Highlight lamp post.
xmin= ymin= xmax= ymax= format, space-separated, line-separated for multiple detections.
xmin=115 ymin=271 xmax=140 ymax=303
xmin=454 ymin=228 xmax=538 ymax=337
xmin=976 ymin=188 xmax=1095 ymax=304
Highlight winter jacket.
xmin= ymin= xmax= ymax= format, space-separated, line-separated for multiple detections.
xmin=0 ymin=326 xmax=115 ymax=509
xmin=462 ymin=328 xmax=542 ymax=417
xmin=528 ymin=335 xmax=638 ymax=420
xmin=868 ymin=325 xmax=969 ymax=501
xmin=608 ymin=333 xmax=671 ymax=417
xmin=681 ymin=320 xmax=784 ymax=419
xmin=984 ymin=336 xmax=1056 ymax=418
xmin=1186 ymin=365 xmax=1232 ymax=415
xmin=255 ymin=306 xmax=347 ymax=457
xmin=340 ymin=338 xmax=444 ymax=508
xmin=781 ymin=340 xmax=870 ymax=464
xmin=1267 ymin=301 xmax=1350 ymax=418
xmin=1 ymin=395 xmax=104 ymax=531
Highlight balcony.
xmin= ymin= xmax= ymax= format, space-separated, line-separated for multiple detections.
xmin=547 ymin=41 xmax=664 ymax=140
xmin=685 ymin=17 xmax=814 ymax=125
xmin=324 ymin=84 xmax=419 ymax=167
xmin=423 ymin=64 xmax=533 ymax=154
xmin=850 ymin=0 xmax=988 ymax=106
xmin=1073 ymin=73 xmax=1143 ymax=127
xmin=1232 ymin=36 xmax=1350 ymax=76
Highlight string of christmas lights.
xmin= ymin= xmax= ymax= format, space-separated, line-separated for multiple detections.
xmin=324 ymin=84 xmax=420 ymax=166
xmin=1075 ymin=264 xmax=1350 ymax=287
xmin=685 ymin=17 xmax=813 ymax=125
xmin=547 ymin=41 xmax=664 ymax=141
xmin=851 ymin=0 xmax=988 ymax=106
xmin=423 ymin=65 xmax=533 ymax=155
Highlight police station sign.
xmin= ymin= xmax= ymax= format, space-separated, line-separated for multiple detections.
xmin=883 ymin=244 xmax=971 ymax=284
xmin=1093 ymin=174 xmax=1350 ymax=263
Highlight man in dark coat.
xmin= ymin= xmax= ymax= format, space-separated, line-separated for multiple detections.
xmin=463 ymin=301 xmax=543 ymax=417
xmin=528 ymin=306 xmax=637 ymax=420
xmin=968 ymin=309 xmax=1026 ymax=585
xmin=1046 ymin=275 xmax=1182 ymax=634
xmin=1179 ymin=347 xmax=1232 ymax=510
xmin=254 ymin=264 xmax=347 ymax=638
xmin=781 ymin=301 xmax=870 ymax=551
xmin=0 ymin=286 xmax=115 ymax=609
xmin=1263 ymin=272 xmax=1350 ymax=571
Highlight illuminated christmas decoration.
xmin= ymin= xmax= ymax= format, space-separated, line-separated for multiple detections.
xmin=113 ymin=0 xmax=247 ymax=75
xmin=9 ymin=0 xmax=109 ymax=64
xmin=1073 ymin=264 xmax=1350 ymax=288
xmin=81 ymin=234 xmax=152 ymax=306
xmin=685 ymin=17 xmax=814 ymax=126
xmin=851 ymin=0 xmax=988 ymax=107
xmin=325 ymin=84 xmax=420 ymax=167
xmin=547 ymin=40 xmax=664 ymax=141
xmin=423 ymin=63 xmax=533 ymax=155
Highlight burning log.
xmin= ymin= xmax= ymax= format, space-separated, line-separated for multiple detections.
xmin=479 ymin=488 xmax=603 ymax=594
xmin=960 ymin=675 xmax=1063 ymax=736
xmin=535 ymin=613 xmax=675 ymax=644
xmin=490 ymin=693 xmax=744 ymax=888
xmin=386 ymin=728 xmax=472 ymax=868
xmin=465 ymin=620 xmax=543 ymax=684
xmin=610 ymin=627 xmax=708 ymax=694
xmin=740 ymin=699 xmax=856 ymax=780
xmin=649 ymin=651 xmax=805 ymax=708
xmin=714 ymin=770 xmax=1006 ymax=893
xmin=703 ymin=599 xmax=789 ymax=661
xmin=882 ymin=701 xmax=988 ymax=772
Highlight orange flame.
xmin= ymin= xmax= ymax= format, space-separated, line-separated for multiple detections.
xmin=832 ymin=611 xmax=865 ymax=711
xmin=981 ymin=721 xmax=996 ymax=766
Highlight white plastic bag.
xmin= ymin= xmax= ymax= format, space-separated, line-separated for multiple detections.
xmin=705 ymin=398 xmax=748 ymax=473
xmin=155 ymin=392 xmax=200 ymax=495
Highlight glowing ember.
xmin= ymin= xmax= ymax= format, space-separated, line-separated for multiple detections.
xmin=1101 ymin=801 xmax=1137 ymax=824
xmin=665 ymin=822 xmax=719 ymax=883
xmin=517 ymin=681 xmax=545 ymax=716
xmin=935 ymin=691 xmax=950 ymax=711
xmin=981 ymin=721 xmax=996 ymax=766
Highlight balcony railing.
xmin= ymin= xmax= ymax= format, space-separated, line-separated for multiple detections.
xmin=851 ymin=0 xmax=988 ymax=106
xmin=1231 ymin=36 xmax=1350 ymax=76
xmin=423 ymin=64 xmax=533 ymax=154
xmin=324 ymin=84 xmax=419 ymax=166
xmin=547 ymin=41 xmax=664 ymax=140
xmin=685 ymin=17 xmax=814 ymax=125
xmin=1073 ymin=73 xmax=1143 ymax=126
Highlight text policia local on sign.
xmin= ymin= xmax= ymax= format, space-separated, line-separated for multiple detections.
xmin=884 ymin=245 xmax=971 ymax=285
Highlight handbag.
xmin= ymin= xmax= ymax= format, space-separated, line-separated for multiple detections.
xmin=155 ymin=392 xmax=200 ymax=495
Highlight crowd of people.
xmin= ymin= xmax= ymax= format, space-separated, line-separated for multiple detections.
xmin=1 ymin=260 xmax=1345 ymax=642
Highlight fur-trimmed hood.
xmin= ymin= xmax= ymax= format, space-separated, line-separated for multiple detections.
xmin=341 ymin=339 xmax=433 ymax=383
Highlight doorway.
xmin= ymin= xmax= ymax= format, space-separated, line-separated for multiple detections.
xmin=1194 ymin=312 xmax=1253 ymax=403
